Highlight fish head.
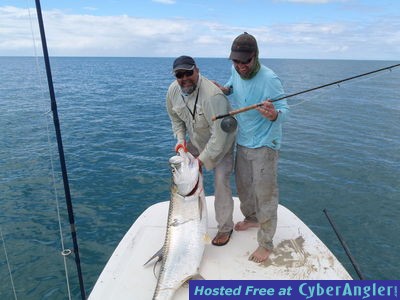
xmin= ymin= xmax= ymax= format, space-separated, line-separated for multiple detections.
xmin=169 ymin=151 xmax=199 ymax=196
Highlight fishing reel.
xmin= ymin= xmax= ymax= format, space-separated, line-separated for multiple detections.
xmin=220 ymin=116 xmax=237 ymax=133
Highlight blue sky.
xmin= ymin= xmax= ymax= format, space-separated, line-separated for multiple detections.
xmin=1 ymin=0 xmax=399 ymax=60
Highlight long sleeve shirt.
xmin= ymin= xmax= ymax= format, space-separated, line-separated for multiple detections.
xmin=166 ymin=74 xmax=236 ymax=170
xmin=225 ymin=64 xmax=289 ymax=150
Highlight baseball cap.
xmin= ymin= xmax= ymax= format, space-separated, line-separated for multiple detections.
xmin=229 ymin=32 xmax=258 ymax=61
xmin=172 ymin=55 xmax=196 ymax=72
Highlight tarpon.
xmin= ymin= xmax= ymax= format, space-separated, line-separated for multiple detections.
xmin=150 ymin=149 xmax=207 ymax=300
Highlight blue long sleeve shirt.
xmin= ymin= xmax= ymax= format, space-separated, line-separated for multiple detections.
xmin=225 ymin=64 xmax=289 ymax=150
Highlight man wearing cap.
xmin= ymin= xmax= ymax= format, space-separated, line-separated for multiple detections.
xmin=166 ymin=55 xmax=236 ymax=246
xmin=215 ymin=33 xmax=289 ymax=263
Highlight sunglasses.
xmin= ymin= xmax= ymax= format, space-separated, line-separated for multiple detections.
xmin=232 ymin=56 xmax=254 ymax=65
xmin=175 ymin=69 xmax=194 ymax=79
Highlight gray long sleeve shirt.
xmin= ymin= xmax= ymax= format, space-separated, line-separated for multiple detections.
xmin=166 ymin=74 xmax=236 ymax=170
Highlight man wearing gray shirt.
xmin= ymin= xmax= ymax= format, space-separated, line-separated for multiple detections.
xmin=166 ymin=55 xmax=236 ymax=246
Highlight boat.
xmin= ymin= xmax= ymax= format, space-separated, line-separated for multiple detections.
xmin=88 ymin=196 xmax=351 ymax=300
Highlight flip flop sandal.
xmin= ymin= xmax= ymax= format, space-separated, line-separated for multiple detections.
xmin=211 ymin=230 xmax=233 ymax=246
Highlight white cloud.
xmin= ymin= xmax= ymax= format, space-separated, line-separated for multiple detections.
xmin=0 ymin=6 xmax=399 ymax=60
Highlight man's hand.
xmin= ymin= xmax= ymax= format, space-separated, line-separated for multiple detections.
xmin=211 ymin=81 xmax=232 ymax=95
xmin=175 ymin=140 xmax=187 ymax=153
xmin=256 ymin=100 xmax=278 ymax=121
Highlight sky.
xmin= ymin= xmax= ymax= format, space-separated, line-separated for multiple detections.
xmin=1 ymin=0 xmax=399 ymax=60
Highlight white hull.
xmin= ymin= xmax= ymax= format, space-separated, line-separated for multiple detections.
xmin=89 ymin=196 xmax=351 ymax=299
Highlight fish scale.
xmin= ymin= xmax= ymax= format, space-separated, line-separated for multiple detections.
xmin=153 ymin=151 xmax=207 ymax=300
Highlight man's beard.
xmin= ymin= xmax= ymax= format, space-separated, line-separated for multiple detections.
xmin=180 ymin=84 xmax=197 ymax=96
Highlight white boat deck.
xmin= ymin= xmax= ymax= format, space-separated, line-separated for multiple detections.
xmin=89 ymin=196 xmax=351 ymax=299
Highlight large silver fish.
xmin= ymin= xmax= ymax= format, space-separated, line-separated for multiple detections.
xmin=152 ymin=149 xmax=207 ymax=300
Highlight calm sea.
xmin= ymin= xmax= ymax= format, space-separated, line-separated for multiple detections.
xmin=1 ymin=57 xmax=399 ymax=299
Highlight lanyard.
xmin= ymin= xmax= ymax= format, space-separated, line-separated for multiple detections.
xmin=181 ymin=88 xmax=200 ymax=120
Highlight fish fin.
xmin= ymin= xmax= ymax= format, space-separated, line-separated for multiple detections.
xmin=182 ymin=281 xmax=189 ymax=288
xmin=192 ymin=274 xmax=205 ymax=280
xmin=152 ymin=260 xmax=160 ymax=279
xmin=143 ymin=247 xmax=163 ymax=267
xmin=182 ymin=274 xmax=205 ymax=288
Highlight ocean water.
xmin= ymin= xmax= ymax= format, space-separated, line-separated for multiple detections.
xmin=0 ymin=56 xmax=399 ymax=299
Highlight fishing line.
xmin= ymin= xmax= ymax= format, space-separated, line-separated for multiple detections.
xmin=1 ymin=228 xmax=18 ymax=300
xmin=214 ymin=63 xmax=400 ymax=132
xmin=289 ymin=69 xmax=394 ymax=108
xmin=33 ymin=0 xmax=86 ymax=298
xmin=26 ymin=1 xmax=74 ymax=299
xmin=287 ymin=84 xmax=338 ymax=108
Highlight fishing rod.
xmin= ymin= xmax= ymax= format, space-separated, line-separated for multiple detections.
xmin=34 ymin=0 xmax=86 ymax=299
xmin=213 ymin=63 xmax=400 ymax=132
xmin=323 ymin=209 xmax=365 ymax=280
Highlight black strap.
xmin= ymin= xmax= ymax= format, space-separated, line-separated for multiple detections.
xmin=181 ymin=88 xmax=200 ymax=120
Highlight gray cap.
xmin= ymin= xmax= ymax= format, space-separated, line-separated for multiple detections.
xmin=229 ymin=32 xmax=258 ymax=61
xmin=172 ymin=55 xmax=196 ymax=72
